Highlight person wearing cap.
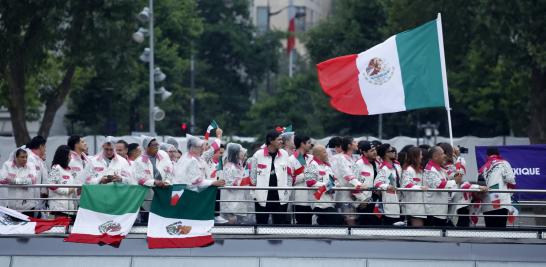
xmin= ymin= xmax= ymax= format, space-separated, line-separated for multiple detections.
xmin=67 ymin=135 xmax=90 ymax=185
xmin=0 ymin=148 xmax=38 ymax=216
xmin=173 ymin=128 xmax=226 ymax=188
xmin=248 ymin=130 xmax=291 ymax=224
xmin=84 ymin=137 xmax=134 ymax=185
xmin=288 ymin=135 xmax=314 ymax=225
xmin=354 ymin=140 xmax=379 ymax=225
xmin=133 ymin=137 xmax=174 ymax=188
xmin=25 ymin=136 xmax=48 ymax=216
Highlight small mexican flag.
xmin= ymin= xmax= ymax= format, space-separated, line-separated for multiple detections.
xmin=64 ymin=184 xmax=148 ymax=246
xmin=0 ymin=206 xmax=70 ymax=235
xmin=204 ymin=120 xmax=219 ymax=140
xmin=147 ymin=184 xmax=216 ymax=249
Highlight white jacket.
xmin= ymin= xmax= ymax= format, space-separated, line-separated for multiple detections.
xmin=304 ymin=159 xmax=336 ymax=209
xmin=480 ymin=157 xmax=516 ymax=212
xmin=85 ymin=153 xmax=134 ymax=184
xmin=331 ymin=153 xmax=358 ymax=203
xmin=249 ymin=148 xmax=291 ymax=207
xmin=423 ymin=161 xmax=456 ymax=219
xmin=287 ymin=151 xmax=313 ymax=206
xmin=26 ymin=150 xmax=48 ymax=196
xmin=374 ymin=161 xmax=400 ymax=218
xmin=400 ymin=166 xmax=426 ymax=218
xmin=173 ymin=139 xmax=220 ymax=187
xmin=133 ymin=150 xmax=174 ymax=187
xmin=220 ymin=162 xmax=253 ymax=216
xmin=0 ymin=161 xmax=38 ymax=210
xmin=48 ymin=164 xmax=77 ymax=212
xmin=353 ymin=156 xmax=375 ymax=204
xmin=68 ymin=151 xmax=89 ymax=185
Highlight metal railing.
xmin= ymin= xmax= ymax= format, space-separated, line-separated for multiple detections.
xmin=2 ymin=184 xmax=546 ymax=228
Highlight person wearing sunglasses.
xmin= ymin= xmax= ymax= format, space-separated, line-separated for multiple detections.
xmin=374 ymin=144 xmax=403 ymax=226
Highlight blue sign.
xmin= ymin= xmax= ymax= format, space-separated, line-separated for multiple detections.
xmin=476 ymin=145 xmax=546 ymax=200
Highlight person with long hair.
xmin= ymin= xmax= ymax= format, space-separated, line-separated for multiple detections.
xmin=0 ymin=148 xmax=38 ymax=216
xmin=220 ymin=143 xmax=253 ymax=224
xmin=48 ymin=145 xmax=78 ymax=218
xmin=401 ymin=147 xmax=427 ymax=227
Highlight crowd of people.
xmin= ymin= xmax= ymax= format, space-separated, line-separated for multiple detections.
xmin=0 ymin=128 xmax=517 ymax=228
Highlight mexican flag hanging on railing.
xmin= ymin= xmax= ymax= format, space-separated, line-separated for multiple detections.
xmin=64 ymin=184 xmax=147 ymax=247
xmin=0 ymin=206 xmax=70 ymax=235
xmin=147 ymin=184 xmax=216 ymax=249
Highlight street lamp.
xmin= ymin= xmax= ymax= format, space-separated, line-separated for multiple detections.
xmin=132 ymin=27 xmax=149 ymax=43
xmin=134 ymin=0 xmax=170 ymax=134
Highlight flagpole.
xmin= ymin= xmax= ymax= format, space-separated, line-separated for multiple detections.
xmin=288 ymin=0 xmax=294 ymax=77
xmin=436 ymin=13 xmax=454 ymax=147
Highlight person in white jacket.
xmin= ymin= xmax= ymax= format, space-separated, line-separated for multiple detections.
xmin=134 ymin=137 xmax=173 ymax=188
xmin=374 ymin=144 xmax=403 ymax=225
xmin=0 ymin=148 xmax=38 ymax=216
xmin=25 ymin=136 xmax=48 ymax=215
xmin=331 ymin=136 xmax=362 ymax=225
xmin=67 ymin=135 xmax=90 ymax=186
xmin=288 ymin=135 xmax=313 ymax=225
xmin=249 ymin=131 xmax=291 ymax=225
xmin=304 ymin=145 xmax=343 ymax=225
xmin=400 ymin=147 xmax=428 ymax=227
xmin=354 ymin=141 xmax=380 ymax=225
xmin=479 ymin=147 xmax=516 ymax=228
xmin=173 ymin=130 xmax=226 ymax=189
xmin=423 ymin=146 xmax=458 ymax=226
xmin=85 ymin=137 xmax=134 ymax=185
xmin=220 ymin=143 xmax=253 ymax=224
xmin=48 ymin=145 xmax=78 ymax=218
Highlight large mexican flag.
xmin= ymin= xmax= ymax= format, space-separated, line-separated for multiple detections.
xmin=64 ymin=184 xmax=148 ymax=246
xmin=317 ymin=14 xmax=449 ymax=115
xmin=147 ymin=184 xmax=216 ymax=248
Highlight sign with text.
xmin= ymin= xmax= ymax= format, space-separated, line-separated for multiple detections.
xmin=476 ymin=145 xmax=546 ymax=200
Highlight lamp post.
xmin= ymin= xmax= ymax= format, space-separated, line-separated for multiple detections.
xmin=135 ymin=0 xmax=171 ymax=135
xmin=147 ymin=0 xmax=155 ymax=135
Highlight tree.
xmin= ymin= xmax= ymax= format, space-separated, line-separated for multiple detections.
xmin=67 ymin=0 xmax=203 ymax=136
xmin=192 ymin=0 xmax=282 ymax=136
xmin=0 ymin=1 xmax=143 ymax=145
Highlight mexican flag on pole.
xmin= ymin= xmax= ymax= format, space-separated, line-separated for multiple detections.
xmin=317 ymin=14 xmax=449 ymax=115
xmin=204 ymin=120 xmax=219 ymax=140
xmin=64 ymin=184 xmax=147 ymax=246
xmin=0 ymin=206 xmax=70 ymax=235
xmin=147 ymin=184 xmax=216 ymax=249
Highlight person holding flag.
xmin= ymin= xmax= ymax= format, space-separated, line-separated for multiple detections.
xmin=204 ymin=120 xmax=219 ymax=140
xmin=304 ymin=144 xmax=343 ymax=225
